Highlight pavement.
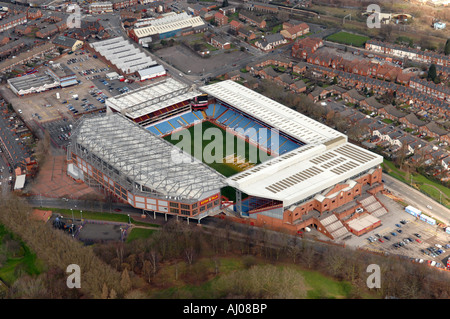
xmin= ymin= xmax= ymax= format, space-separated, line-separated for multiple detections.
xmin=382 ymin=174 xmax=450 ymax=225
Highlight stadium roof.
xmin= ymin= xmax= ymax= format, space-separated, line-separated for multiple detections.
xmin=106 ymin=78 xmax=201 ymax=120
xmin=71 ymin=113 xmax=226 ymax=201
xmin=227 ymin=140 xmax=383 ymax=206
xmin=89 ymin=37 xmax=156 ymax=74
xmin=201 ymin=81 xmax=383 ymax=206
xmin=200 ymin=80 xmax=346 ymax=145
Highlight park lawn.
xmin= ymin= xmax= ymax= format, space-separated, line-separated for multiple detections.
xmin=300 ymin=268 xmax=354 ymax=299
xmin=326 ymin=31 xmax=370 ymax=47
xmin=37 ymin=207 xmax=160 ymax=228
xmin=381 ymin=160 xmax=450 ymax=207
xmin=0 ymin=224 xmax=45 ymax=286
xmin=126 ymin=228 xmax=157 ymax=242
xmin=148 ymin=257 xmax=375 ymax=299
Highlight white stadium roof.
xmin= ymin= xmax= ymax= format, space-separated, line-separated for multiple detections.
xmin=226 ymin=141 xmax=382 ymax=206
xmin=106 ymin=78 xmax=201 ymax=120
xmin=200 ymin=80 xmax=383 ymax=207
xmin=71 ymin=113 xmax=226 ymax=200
xmin=200 ymin=80 xmax=346 ymax=145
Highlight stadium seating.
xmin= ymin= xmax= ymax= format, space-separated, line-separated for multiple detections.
xmin=205 ymin=104 xmax=215 ymax=117
xmin=147 ymin=126 xmax=162 ymax=136
xmin=154 ymin=121 xmax=173 ymax=135
xmin=146 ymin=103 xmax=302 ymax=154
xmin=181 ymin=112 xmax=199 ymax=125
xmin=213 ymin=105 xmax=228 ymax=119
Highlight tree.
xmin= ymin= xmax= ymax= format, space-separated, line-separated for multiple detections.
xmin=222 ymin=0 xmax=229 ymax=7
xmin=120 ymin=269 xmax=132 ymax=293
xmin=427 ymin=64 xmax=437 ymax=82
xmin=444 ymin=39 xmax=450 ymax=56
xmin=332 ymin=76 xmax=338 ymax=84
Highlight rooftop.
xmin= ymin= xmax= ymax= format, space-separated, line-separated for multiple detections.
xmin=106 ymin=77 xmax=201 ymax=120
xmin=70 ymin=113 xmax=226 ymax=201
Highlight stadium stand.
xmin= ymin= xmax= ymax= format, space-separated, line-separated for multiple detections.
xmin=146 ymin=101 xmax=303 ymax=155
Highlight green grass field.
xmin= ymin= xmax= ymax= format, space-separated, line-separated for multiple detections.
xmin=164 ymin=121 xmax=274 ymax=178
xmin=381 ymin=159 xmax=450 ymax=208
xmin=149 ymin=257 xmax=372 ymax=299
xmin=326 ymin=31 xmax=370 ymax=47
xmin=0 ymin=224 xmax=45 ymax=286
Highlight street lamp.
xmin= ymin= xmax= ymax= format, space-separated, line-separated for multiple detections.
xmin=127 ymin=214 xmax=131 ymax=224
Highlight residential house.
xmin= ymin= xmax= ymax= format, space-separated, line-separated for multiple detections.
xmin=214 ymin=11 xmax=228 ymax=26
xmin=89 ymin=1 xmax=114 ymax=14
xmin=290 ymin=80 xmax=307 ymax=93
xmin=421 ymin=121 xmax=449 ymax=142
xmin=110 ymin=0 xmax=139 ymax=10
xmin=255 ymin=33 xmax=286 ymax=52
xmin=342 ymin=89 xmax=365 ymax=105
xmin=360 ymin=96 xmax=385 ymax=113
xmin=219 ymin=6 xmax=236 ymax=15
xmin=274 ymin=73 xmax=294 ymax=88
xmin=291 ymin=37 xmax=323 ymax=60
xmin=26 ymin=8 xmax=42 ymax=20
xmin=224 ymin=69 xmax=241 ymax=81
xmin=378 ymin=104 xmax=406 ymax=121
xmin=308 ymin=86 xmax=328 ymax=103
xmin=293 ymin=62 xmax=307 ymax=74
xmin=237 ymin=27 xmax=256 ymax=41
xmin=441 ymin=156 xmax=450 ymax=170
xmin=365 ymin=39 xmax=450 ymax=67
xmin=258 ymin=66 xmax=279 ymax=80
xmin=210 ymin=36 xmax=230 ymax=50
xmin=238 ymin=10 xmax=266 ymax=29
xmin=0 ymin=14 xmax=27 ymax=33
xmin=229 ymin=20 xmax=242 ymax=32
xmin=398 ymin=113 xmax=426 ymax=130
xmin=280 ymin=22 xmax=309 ymax=41
xmin=409 ymin=77 xmax=450 ymax=102
xmin=35 ymin=24 xmax=59 ymax=39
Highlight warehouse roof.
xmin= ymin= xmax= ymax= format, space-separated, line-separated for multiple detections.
xmin=89 ymin=37 xmax=156 ymax=74
xmin=132 ymin=13 xmax=206 ymax=39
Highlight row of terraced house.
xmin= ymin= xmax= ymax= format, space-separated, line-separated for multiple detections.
xmin=365 ymin=39 xmax=450 ymax=67
xmin=290 ymin=37 xmax=450 ymax=115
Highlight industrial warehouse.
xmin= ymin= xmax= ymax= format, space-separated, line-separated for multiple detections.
xmin=67 ymin=79 xmax=386 ymax=241
xmin=128 ymin=11 xmax=208 ymax=47
xmin=87 ymin=36 xmax=166 ymax=79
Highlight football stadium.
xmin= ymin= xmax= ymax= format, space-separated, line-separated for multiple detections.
xmin=67 ymin=78 xmax=386 ymax=240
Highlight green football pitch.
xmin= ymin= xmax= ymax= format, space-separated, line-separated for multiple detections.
xmin=163 ymin=121 xmax=274 ymax=178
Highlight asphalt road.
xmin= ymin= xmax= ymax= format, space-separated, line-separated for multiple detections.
xmin=382 ymin=173 xmax=450 ymax=224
